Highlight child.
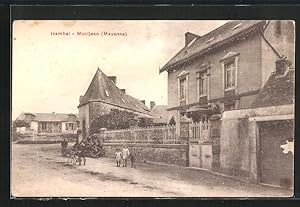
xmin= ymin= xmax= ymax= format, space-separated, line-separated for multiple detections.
xmin=122 ymin=145 xmax=130 ymax=167
xmin=76 ymin=141 xmax=87 ymax=166
xmin=115 ymin=148 xmax=122 ymax=167
xmin=130 ymin=148 xmax=136 ymax=168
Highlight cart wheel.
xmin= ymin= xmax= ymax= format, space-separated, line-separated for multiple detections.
xmin=68 ymin=156 xmax=76 ymax=165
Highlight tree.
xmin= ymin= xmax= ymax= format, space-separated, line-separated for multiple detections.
xmin=138 ymin=117 xmax=154 ymax=128
xmin=13 ymin=120 xmax=30 ymax=128
xmin=90 ymin=109 xmax=139 ymax=133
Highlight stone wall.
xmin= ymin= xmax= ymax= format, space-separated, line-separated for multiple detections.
xmin=101 ymin=125 xmax=188 ymax=166
xmin=219 ymin=104 xmax=294 ymax=181
xmin=103 ymin=143 xmax=188 ymax=166
xmin=78 ymin=103 xmax=90 ymax=136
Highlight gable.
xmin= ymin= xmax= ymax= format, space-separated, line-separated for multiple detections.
xmin=79 ymin=69 xmax=150 ymax=115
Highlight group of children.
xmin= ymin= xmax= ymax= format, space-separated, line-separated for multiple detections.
xmin=115 ymin=145 xmax=136 ymax=168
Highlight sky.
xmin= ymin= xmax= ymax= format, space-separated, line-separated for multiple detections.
xmin=12 ymin=20 xmax=227 ymax=120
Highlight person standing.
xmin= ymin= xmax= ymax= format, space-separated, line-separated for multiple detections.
xmin=130 ymin=148 xmax=136 ymax=168
xmin=122 ymin=145 xmax=130 ymax=167
xmin=77 ymin=130 xmax=83 ymax=143
xmin=77 ymin=140 xmax=86 ymax=166
xmin=61 ymin=137 xmax=68 ymax=156
xmin=115 ymin=148 xmax=122 ymax=167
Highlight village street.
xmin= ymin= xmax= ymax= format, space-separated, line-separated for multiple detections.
xmin=11 ymin=143 xmax=292 ymax=197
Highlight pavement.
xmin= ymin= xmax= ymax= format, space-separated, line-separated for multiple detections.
xmin=11 ymin=143 xmax=293 ymax=197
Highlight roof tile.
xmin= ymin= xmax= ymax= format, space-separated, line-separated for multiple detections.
xmin=79 ymin=69 xmax=151 ymax=116
xmin=160 ymin=20 xmax=265 ymax=72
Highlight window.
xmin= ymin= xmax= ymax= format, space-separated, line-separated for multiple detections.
xmin=41 ymin=122 xmax=47 ymax=130
xmin=197 ymin=71 xmax=208 ymax=96
xmin=200 ymin=115 xmax=209 ymax=130
xmin=224 ymin=60 xmax=236 ymax=89
xmin=66 ymin=123 xmax=75 ymax=130
xmin=177 ymin=71 xmax=189 ymax=106
xmin=179 ymin=79 xmax=186 ymax=100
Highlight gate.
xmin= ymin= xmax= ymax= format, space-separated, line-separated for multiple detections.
xmin=259 ymin=120 xmax=294 ymax=188
xmin=188 ymin=121 xmax=211 ymax=168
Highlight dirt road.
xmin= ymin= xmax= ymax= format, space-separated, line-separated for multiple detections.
xmin=11 ymin=143 xmax=292 ymax=197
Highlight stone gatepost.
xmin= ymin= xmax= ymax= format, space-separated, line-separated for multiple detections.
xmin=180 ymin=117 xmax=191 ymax=167
xmin=210 ymin=114 xmax=222 ymax=170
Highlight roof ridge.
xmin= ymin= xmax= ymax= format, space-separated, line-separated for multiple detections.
xmin=80 ymin=68 xmax=150 ymax=115
xmin=160 ymin=20 xmax=265 ymax=72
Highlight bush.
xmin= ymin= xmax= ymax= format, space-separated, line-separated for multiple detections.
xmin=13 ymin=120 xmax=30 ymax=128
xmin=90 ymin=109 xmax=153 ymax=134
xmin=138 ymin=117 xmax=154 ymax=128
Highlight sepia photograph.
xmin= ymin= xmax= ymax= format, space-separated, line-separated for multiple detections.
xmin=11 ymin=19 xmax=295 ymax=197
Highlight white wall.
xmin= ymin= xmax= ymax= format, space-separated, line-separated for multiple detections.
xmin=30 ymin=121 xmax=38 ymax=132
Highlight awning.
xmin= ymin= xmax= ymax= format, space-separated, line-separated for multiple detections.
xmin=186 ymin=106 xmax=212 ymax=117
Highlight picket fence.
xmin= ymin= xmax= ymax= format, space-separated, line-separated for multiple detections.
xmin=103 ymin=121 xmax=211 ymax=145
xmin=189 ymin=121 xmax=211 ymax=144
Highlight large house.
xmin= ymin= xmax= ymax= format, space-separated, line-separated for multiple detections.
xmin=78 ymin=68 xmax=152 ymax=137
xmin=159 ymin=20 xmax=294 ymax=125
xmin=15 ymin=112 xmax=78 ymax=135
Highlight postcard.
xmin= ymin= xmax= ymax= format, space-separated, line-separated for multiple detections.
xmin=12 ymin=20 xmax=295 ymax=197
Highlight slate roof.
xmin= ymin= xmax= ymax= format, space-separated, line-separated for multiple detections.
xmin=79 ymin=69 xmax=151 ymax=116
xmin=160 ymin=20 xmax=266 ymax=73
xmin=16 ymin=112 xmax=78 ymax=122
xmin=150 ymin=105 xmax=169 ymax=124
xmin=251 ymin=70 xmax=295 ymax=108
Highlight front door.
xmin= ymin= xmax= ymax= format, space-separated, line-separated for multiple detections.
xmin=259 ymin=120 xmax=294 ymax=188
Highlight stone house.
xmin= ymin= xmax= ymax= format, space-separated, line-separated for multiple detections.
xmin=159 ymin=20 xmax=294 ymax=126
xmin=15 ymin=112 xmax=78 ymax=135
xmin=78 ymin=68 xmax=153 ymax=138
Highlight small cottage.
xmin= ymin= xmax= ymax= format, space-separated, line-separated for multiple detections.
xmin=15 ymin=112 xmax=78 ymax=135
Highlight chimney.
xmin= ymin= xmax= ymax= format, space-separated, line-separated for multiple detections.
xmin=140 ymin=100 xmax=145 ymax=105
xmin=275 ymin=57 xmax=292 ymax=75
xmin=108 ymin=76 xmax=117 ymax=85
xmin=150 ymin=101 xmax=156 ymax=110
xmin=79 ymin=95 xmax=84 ymax=102
xmin=120 ymin=89 xmax=126 ymax=94
xmin=185 ymin=32 xmax=199 ymax=47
